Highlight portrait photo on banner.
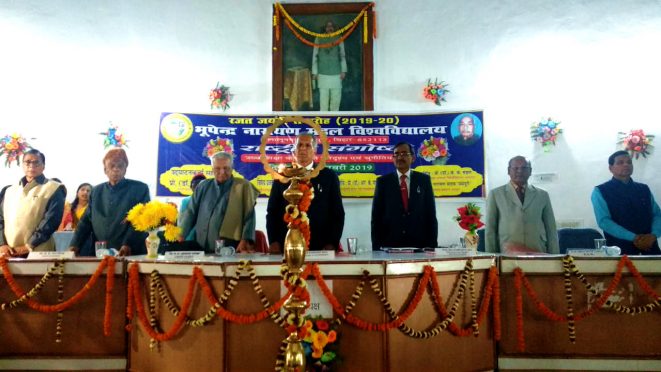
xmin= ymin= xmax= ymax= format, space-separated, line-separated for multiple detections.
xmin=272 ymin=2 xmax=375 ymax=112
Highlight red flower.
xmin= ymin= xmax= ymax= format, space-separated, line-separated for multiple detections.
xmin=315 ymin=319 xmax=329 ymax=331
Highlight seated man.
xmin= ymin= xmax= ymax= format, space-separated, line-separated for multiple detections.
xmin=179 ymin=152 xmax=259 ymax=253
xmin=591 ymin=150 xmax=661 ymax=255
xmin=485 ymin=156 xmax=559 ymax=254
xmin=0 ymin=149 xmax=65 ymax=256
xmin=69 ymin=148 xmax=150 ymax=256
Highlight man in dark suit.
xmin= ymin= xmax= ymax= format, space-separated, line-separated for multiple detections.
xmin=371 ymin=142 xmax=438 ymax=250
xmin=266 ymin=133 xmax=345 ymax=252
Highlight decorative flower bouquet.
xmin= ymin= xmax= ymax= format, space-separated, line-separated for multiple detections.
xmin=126 ymin=200 xmax=181 ymax=242
xmin=0 ymin=134 xmax=31 ymax=167
xmin=100 ymin=123 xmax=128 ymax=149
xmin=418 ymin=136 xmax=450 ymax=165
xmin=302 ymin=316 xmax=339 ymax=371
xmin=530 ymin=118 xmax=562 ymax=152
xmin=618 ymin=129 xmax=654 ymax=159
xmin=454 ymin=203 xmax=485 ymax=234
xmin=209 ymin=82 xmax=233 ymax=111
xmin=203 ymin=137 xmax=234 ymax=157
xmin=423 ymin=78 xmax=450 ymax=106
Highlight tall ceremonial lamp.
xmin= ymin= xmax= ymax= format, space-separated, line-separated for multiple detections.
xmin=259 ymin=116 xmax=329 ymax=371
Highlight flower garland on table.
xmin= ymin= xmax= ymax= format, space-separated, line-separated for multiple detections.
xmin=56 ymin=261 xmax=65 ymax=343
xmin=0 ymin=133 xmax=31 ymax=167
xmin=562 ymin=256 xmax=576 ymax=343
xmin=203 ymin=137 xmax=234 ymax=158
xmin=100 ymin=123 xmax=128 ymax=149
xmin=618 ymin=129 xmax=654 ymax=159
xmin=423 ymin=79 xmax=450 ymax=106
xmin=0 ymin=256 xmax=117 ymax=336
xmin=209 ymin=82 xmax=233 ymax=111
xmin=530 ymin=117 xmax=562 ymax=152
xmin=126 ymin=200 xmax=181 ymax=242
xmin=283 ymin=181 xmax=314 ymax=248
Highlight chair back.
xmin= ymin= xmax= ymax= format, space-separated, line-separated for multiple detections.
xmin=557 ymin=228 xmax=604 ymax=254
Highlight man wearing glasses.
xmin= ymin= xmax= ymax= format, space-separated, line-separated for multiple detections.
xmin=371 ymin=142 xmax=438 ymax=250
xmin=0 ymin=149 xmax=65 ymax=257
xmin=485 ymin=156 xmax=559 ymax=254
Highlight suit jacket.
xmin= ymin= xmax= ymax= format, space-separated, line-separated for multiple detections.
xmin=266 ymin=167 xmax=345 ymax=251
xmin=371 ymin=171 xmax=438 ymax=250
xmin=485 ymin=183 xmax=559 ymax=254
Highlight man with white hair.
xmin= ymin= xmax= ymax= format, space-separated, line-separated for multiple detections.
xmin=179 ymin=152 xmax=259 ymax=253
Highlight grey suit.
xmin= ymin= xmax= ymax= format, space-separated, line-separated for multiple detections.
xmin=485 ymin=183 xmax=559 ymax=254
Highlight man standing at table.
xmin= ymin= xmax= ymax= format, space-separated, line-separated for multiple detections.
xmin=179 ymin=152 xmax=259 ymax=253
xmin=267 ymin=133 xmax=345 ymax=252
xmin=371 ymin=142 xmax=437 ymax=250
xmin=591 ymin=150 xmax=661 ymax=255
xmin=69 ymin=148 xmax=150 ymax=256
xmin=485 ymin=156 xmax=559 ymax=254
xmin=0 ymin=149 xmax=65 ymax=256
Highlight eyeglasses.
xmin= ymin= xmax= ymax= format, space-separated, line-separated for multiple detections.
xmin=392 ymin=152 xmax=412 ymax=158
xmin=24 ymin=160 xmax=42 ymax=166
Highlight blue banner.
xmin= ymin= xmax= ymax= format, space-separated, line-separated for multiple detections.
xmin=157 ymin=112 xmax=485 ymax=198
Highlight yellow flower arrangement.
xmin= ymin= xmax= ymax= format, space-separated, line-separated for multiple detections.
xmin=302 ymin=316 xmax=339 ymax=369
xmin=126 ymin=200 xmax=181 ymax=241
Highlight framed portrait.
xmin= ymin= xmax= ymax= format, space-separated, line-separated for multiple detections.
xmin=272 ymin=2 xmax=374 ymax=112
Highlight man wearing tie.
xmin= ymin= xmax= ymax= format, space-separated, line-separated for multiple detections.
xmin=485 ymin=155 xmax=559 ymax=254
xmin=371 ymin=142 xmax=438 ymax=250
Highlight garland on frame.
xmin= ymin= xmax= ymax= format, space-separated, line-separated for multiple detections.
xmin=512 ymin=255 xmax=660 ymax=352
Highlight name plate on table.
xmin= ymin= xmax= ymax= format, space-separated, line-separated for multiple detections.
xmin=566 ymin=249 xmax=608 ymax=257
xmin=306 ymin=251 xmax=335 ymax=260
xmin=27 ymin=251 xmax=75 ymax=260
xmin=164 ymin=251 xmax=206 ymax=260
xmin=434 ymin=248 xmax=478 ymax=256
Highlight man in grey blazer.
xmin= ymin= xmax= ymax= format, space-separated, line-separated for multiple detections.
xmin=485 ymin=156 xmax=559 ymax=254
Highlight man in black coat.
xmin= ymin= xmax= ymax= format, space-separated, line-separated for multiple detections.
xmin=371 ymin=142 xmax=438 ymax=250
xmin=266 ymin=133 xmax=345 ymax=252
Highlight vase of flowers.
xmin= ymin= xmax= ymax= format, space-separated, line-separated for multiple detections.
xmin=0 ymin=134 xmax=31 ymax=167
xmin=209 ymin=82 xmax=233 ymax=111
xmin=454 ymin=203 xmax=484 ymax=251
xmin=530 ymin=118 xmax=562 ymax=152
xmin=203 ymin=137 xmax=234 ymax=158
xmin=418 ymin=136 xmax=450 ymax=165
xmin=126 ymin=200 xmax=181 ymax=259
xmin=302 ymin=316 xmax=339 ymax=371
xmin=423 ymin=78 xmax=450 ymax=106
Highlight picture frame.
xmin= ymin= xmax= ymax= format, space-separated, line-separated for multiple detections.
xmin=272 ymin=2 xmax=374 ymax=112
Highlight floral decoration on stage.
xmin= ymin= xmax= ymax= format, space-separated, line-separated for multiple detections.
xmin=530 ymin=118 xmax=562 ymax=152
xmin=618 ymin=129 xmax=654 ymax=159
xmin=0 ymin=134 xmax=31 ymax=167
xmin=209 ymin=82 xmax=233 ymax=111
xmin=126 ymin=200 xmax=181 ymax=241
xmin=423 ymin=79 xmax=450 ymax=106
xmin=203 ymin=137 xmax=234 ymax=158
xmin=284 ymin=181 xmax=314 ymax=247
xmin=100 ymin=123 xmax=128 ymax=149
xmin=455 ymin=203 xmax=484 ymax=234
xmin=418 ymin=136 xmax=450 ymax=165
xmin=302 ymin=316 xmax=339 ymax=371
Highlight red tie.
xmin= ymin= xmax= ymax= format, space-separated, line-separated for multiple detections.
xmin=400 ymin=174 xmax=409 ymax=212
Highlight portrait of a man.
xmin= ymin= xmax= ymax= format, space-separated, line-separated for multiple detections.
xmin=451 ymin=113 xmax=483 ymax=146
xmin=272 ymin=3 xmax=374 ymax=112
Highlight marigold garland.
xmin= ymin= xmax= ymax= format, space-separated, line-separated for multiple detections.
xmin=55 ymin=260 xmax=65 ymax=343
xmin=562 ymin=256 xmax=576 ymax=343
xmin=511 ymin=255 xmax=661 ymax=351
xmin=283 ymin=181 xmax=314 ymax=248
xmin=275 ymin=3 xmax=370 ymax=39
xmin=284 ymin=19 xmax=361 ymax=49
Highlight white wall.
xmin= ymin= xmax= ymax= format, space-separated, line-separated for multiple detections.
xmin=1 ymin=0 xmax=660 ymax=249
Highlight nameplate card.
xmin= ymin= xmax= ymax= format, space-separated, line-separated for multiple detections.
xmin=306 ymin=251 xmax=335 ymax=260
xmin=27 ymin=251 xmax=75 ymax=260
xmin=434 ymin=248 xmax=477 ymax=257
xmin=164 ymin=251 xmax=206 ymax=261
xmin=566 ymin=249 xmax=607 ymax=257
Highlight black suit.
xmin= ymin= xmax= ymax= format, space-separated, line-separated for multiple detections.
xmin=266 ymin=167 xmax=345 ymax=251
xmin=371 ymin=171 xmax=438 ymax=250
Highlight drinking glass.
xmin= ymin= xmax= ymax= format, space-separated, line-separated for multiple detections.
xmin=594 ymin=238 xmax=607 ymax=250
xmin=347 ymin=238 xmax=358 ymax=254
xmin=95 ymin=241 xmax=107 ymax=258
